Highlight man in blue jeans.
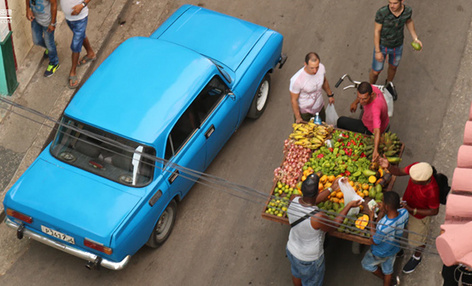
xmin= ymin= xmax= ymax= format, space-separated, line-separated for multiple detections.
xmin=362 ymin=191 xmax=408 ymax=286
xmin=26 ymin=0 xmax=60 ymax=77
xmin=370 ymin=0 xmax=423 ymax=86
xmin=60 ymin=0 xmax=96 ymax=89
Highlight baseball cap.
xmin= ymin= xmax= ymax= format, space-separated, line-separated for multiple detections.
xmin=410 ymin=162 xmax=433 ymax=182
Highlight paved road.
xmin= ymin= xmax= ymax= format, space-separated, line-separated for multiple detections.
xmin=1 ymin=0 xmax=472 ymax=285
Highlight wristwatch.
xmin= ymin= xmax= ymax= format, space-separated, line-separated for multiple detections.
xmin=82 ymin=1 xmax=87 ymax=7
xmin=327 ymin=187 xmax=333 ymax=193
xmin=50 ymin=22 xmax=56 ymax=27
xmin=327 ymin=93 xmax=334 ymax=98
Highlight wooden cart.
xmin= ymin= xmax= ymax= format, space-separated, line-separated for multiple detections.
xmin=262 ymin=138 xmax=404 ymax=245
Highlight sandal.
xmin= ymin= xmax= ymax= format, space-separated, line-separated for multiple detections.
xmin=68 ymin=75 xmax=79 ymax=89
xmin=77 ymin=55 xmax=96 ymax=67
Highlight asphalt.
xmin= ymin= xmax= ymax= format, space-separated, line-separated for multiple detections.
xmin=0 ymin=1 xmax=472 ymax=284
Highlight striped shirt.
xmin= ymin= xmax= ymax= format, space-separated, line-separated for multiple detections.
xmin=372 ymin=208 xmax=409 ymax=257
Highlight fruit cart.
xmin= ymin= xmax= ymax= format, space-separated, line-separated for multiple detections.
xmin=262 ymin=124 xmax=404 ymax=245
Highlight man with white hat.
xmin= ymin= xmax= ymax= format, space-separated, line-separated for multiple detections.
xmin=379 ymin=159 xmax=440 ymax=274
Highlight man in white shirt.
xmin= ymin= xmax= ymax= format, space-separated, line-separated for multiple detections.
xmin=290 ymin=52 xmax=335 ymax=123
xmin=60 ymin=0 xmax=96 ymax=88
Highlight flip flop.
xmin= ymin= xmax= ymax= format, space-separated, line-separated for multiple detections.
xmin=77 ymin=55 xmax=96 ymax=67
xmin=68 ymin=75 xmax=79 ymax=89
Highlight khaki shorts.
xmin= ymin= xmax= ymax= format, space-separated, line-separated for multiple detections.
xmin=407 ymin=214 xmax=430 ymax=247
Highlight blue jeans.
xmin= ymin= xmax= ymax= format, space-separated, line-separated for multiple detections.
xmin=361 ymin=249 xmax=396 ymax=275
xmin=372 ymin=45 xmax=403 ymax=72
xmin=31 ymin=19 xmax=59 ymax=65
xmin=66 ymin=17 xmax=88 ymax=53
xmin=286 ymin=248 xmax=325 ymax=286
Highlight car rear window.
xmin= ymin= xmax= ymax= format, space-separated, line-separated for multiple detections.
xmin=50 ymin=117 xmax=156 ymax=187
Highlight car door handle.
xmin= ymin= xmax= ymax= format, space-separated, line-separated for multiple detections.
xmin=168 ymin=170 xmax=179 ymax=184
xmin=205 ymin=125 xmax=215 ymax=139
xmin=228 ymin=92 xmax=236 ymax=101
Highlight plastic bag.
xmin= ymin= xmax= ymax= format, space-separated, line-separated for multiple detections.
xmin=339 ymin=178 xmax=364 ymax=216
xmin=325 ymin=103 xmax=339 ymax=126
xmin=383 ymin=87 xmax=394 ymax=117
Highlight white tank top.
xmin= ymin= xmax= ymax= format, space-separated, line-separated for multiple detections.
xmin=286 ymin=197 xmax=325 ymax=261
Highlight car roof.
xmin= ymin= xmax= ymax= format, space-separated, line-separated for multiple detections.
xmin=65 ymin=37 xmax=216 ymax=146
xmin=153 ymin=5 xmax=268 ymax=71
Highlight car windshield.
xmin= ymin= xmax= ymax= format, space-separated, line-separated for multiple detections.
xmin=50 ymin=117 xmax=156 ymax=186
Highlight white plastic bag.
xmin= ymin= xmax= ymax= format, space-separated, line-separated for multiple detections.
xmin=338 ymin=177 xmax=364 ymax=216
xmin=325 ymin=103 xmax=339 ymax=126
xmin=383 ymin=88 xmax=394 ymax=117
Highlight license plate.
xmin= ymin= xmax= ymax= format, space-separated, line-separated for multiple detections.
xmin=41 ymin=225 xmax=75 ymax=244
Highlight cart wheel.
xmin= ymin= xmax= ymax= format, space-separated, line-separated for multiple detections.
xmin=352 ymin=241 xmax=361 ymax=254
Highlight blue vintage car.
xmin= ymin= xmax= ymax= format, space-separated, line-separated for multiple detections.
xmin=3 ymin=5 xmax=285 ymax=270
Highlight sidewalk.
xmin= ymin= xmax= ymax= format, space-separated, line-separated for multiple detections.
xmin=0 ymin=0 xmax=131 ymax=275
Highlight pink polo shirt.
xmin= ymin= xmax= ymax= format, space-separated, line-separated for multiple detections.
xmin=362 ymin=86 xmax=389 ymax=133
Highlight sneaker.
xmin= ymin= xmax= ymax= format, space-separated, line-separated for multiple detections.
xmin=390 ymin=275 xmax=400 ymax=285
xmin=44 ymin=63 xmax=60 ymax=77
xmin=396 ymin=249 xmax=404 ymax=258
xmin=403 ymin=256 xmax=422 ymax=274
xmin=43 ymin=49 xmax=49 ymax=59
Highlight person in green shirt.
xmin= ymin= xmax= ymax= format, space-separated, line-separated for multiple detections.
xmin=369 ymin=0 xmax=423 ymax=86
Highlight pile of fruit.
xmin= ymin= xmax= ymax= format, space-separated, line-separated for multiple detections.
xmin=264 ymin=182 xmax=299 ymax=217
xmin=273 ymin=139 xmax=311 ymax=188
xmin=337 ymin=214 xmax=371 ymax=237
xmin=362 ymin=131 xmax=402 ymax=162
xmin=289 ymin=122 xmax=333 ymax=149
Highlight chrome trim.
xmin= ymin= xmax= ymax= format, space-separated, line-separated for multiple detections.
xmin=5 ymin=218 xmax=130 ymax=270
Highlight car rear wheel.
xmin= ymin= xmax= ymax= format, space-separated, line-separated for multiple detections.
xmin=146 ymin=200 xmax=177 ymax=248
xmin=247 ymin=73 xmax=271 ymax=119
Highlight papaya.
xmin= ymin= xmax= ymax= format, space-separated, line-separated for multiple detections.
xmin=375 ymin=192 xmax=384 ymax=201
xmin=363 ymin=169 xmax=377 ymax=177
xmin=386 ymin=157 xmax=402 ymax=164
xmin=375 ymin=184 xmax=383 ymax=193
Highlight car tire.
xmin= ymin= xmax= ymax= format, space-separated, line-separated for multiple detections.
xmin=146 ymin=200 xmax=177 ymax=248
xmin=247 ymin=73 xmax=271 ymax=119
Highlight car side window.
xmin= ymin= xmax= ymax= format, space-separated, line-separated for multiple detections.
xmin=165 ymin=76 xmax=228 ymax=160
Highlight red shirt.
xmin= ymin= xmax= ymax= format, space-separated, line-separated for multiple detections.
xmin=362 ymin=86 xmax=389 ymax=133
xmin=403 ymin=163 xmax=440 ymax=219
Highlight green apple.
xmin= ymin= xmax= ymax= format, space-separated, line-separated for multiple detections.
xmin=411 ymin=41 xmax=421 ymax=51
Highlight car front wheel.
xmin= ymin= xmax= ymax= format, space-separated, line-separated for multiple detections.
xmin=247 ymin=73 xmax=271 ymax=119
xmin=146 ymin=200 xmax=177 ymax=248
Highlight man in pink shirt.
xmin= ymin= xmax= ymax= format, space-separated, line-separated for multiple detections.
xmin=290 ymin=52 xmax=335 ymax=123
xmin=337 ymin=82 xmax=389 ymax=161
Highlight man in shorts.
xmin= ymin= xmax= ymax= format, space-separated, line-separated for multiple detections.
xmin=290 ymin=52 xmax=335 ymax=123
xmin=60 ymin=0 xmax=96 ymax=88
xmin=25 ymin=0 xmax=60 ymax=77
xmin=362 ymin=191 xmax=408 ymax=286
xmin=379 ymin=159 xmax=440 ymax=274
xmin=370 ymin=0 xmax=423 ymax=87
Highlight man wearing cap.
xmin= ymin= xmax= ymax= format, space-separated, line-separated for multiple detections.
xmin=379 ymin=159 xmax=440 ymax=274
xmin=286 ymin=174 xmax=361 ymax=286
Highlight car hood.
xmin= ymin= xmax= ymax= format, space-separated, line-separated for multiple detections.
xmin=155 ymin=5 xmax=268 ymax=71
xmin=5 ymin=158 xmax=142 ymax=243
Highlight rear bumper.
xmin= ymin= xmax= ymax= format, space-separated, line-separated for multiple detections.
xmin=5 ymin=218 xmax=130 ymax=270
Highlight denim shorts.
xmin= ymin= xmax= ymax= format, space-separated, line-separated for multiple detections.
xmin=372 ymin=45 xmax=403 ymax=72
xmin=361 ymin=249 xmax=396 ymax=275
xmin=286 ymin=248 xmax=325 ymax=286
xmin=66 ymin=16 xmax=88 ymax=53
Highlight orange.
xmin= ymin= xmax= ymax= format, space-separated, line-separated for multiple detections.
xmin=339 ymin=198 xmax=344 ymax=204
xmin=328 ymin=175 xmax=336 ymax=182
xmin=336 ymin=192 xmax=343 ymax=199
xmin=331 ymin=198 xmax=339 ymax=203
xmin=362 ymin=183 xmax=370 ymax=190
xmin=320 ymin=175 xmax=328 ymax=184
xmin=363 ymin=190 xmax=369 ymax=197
xmin=302 ymin=175 xmax=307 ymax=182
xmin=349 ymin=180 xmax=354 ymax=187
xmin=318 ymin=183 xmax=324 ymax=191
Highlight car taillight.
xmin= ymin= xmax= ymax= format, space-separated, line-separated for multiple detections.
xmin=6 ymin=208 xmax=33 ymax=224
xmin=84 ymin=238 xmax=113 ymax=255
